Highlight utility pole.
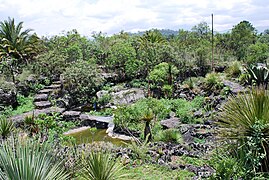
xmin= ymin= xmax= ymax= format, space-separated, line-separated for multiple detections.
xmin=211 ymin=13 xmax=214 ymax=71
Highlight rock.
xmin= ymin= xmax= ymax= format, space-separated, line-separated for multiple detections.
xmin=34 ymin=101 xmax=52 ymax=109
xmin=96 ymin=90 xmax=109 ymax=99
xmin=111 ymin=88 xmax=145 ymax=105
xmin=179 ymin=93 xmax=187 ymax=99
xmin=160 ymin=117 xmax=180 ymax=129
xmin=63 ymin=111 xmax=81 ymax=121
xmin=45 ymin=84 xmax=61 ymax=89
xmin=0 ymin=89 xmax=18 ymax=108
xmin=34 ymin=94 xmax=48 ymax=102
xmin=193 ymin=110 xmax=203 ymax=118
xmin=214 ymin=65 xmax=226 ymax=73
xmin=79 ymin=114 xmax=112 ymax=128
xmin=38 ymin=89 xmax=55 ymax=94
xmin=222 ymin=80 xmax=246 ymax=94
xmin=10 ymin=107 xmax=65 ymax=126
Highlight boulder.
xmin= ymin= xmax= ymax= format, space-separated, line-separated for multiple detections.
xmin=222 ymin=80 xmax=246 ymax=94
xmin=62 ymin=111 xmax=81 ymax=121
xmin=0 ymin=88 xmax=18 ymax=108
xmin=160 ymin=117 xmax=181 ymax=129
xmin=79 ymin=114 xmax=112 ymax=129
xmin=111 ymin=88 xmax=145 ymax=105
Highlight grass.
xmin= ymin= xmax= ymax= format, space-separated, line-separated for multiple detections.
xmin=11 ymin=94 xmax=34 ymax=116
xmin=120 ymin=163 xmax=195 ymax=180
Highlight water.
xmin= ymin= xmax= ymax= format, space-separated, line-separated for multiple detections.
xmin=65 ymin=127 xmax=127 ymax=146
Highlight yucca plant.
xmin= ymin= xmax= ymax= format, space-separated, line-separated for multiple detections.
xmin=0 ymin=137 xmax=69 ymax=180
xmin=79 ymin=151 xmax=124 ymax=180
xmin=0 ymin=118 xmax=14 ymax=139
xmin=218 ymin=88 xmax=269 ymax=174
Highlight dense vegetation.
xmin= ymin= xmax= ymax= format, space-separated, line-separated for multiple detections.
xmin=1 ymin=17 xmax=269 ymax=179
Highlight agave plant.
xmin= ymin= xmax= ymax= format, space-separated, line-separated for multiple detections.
xmin=246 ymin=64 xmax=269 ymax=88
xmin=80 ymin=151 xmax=124 ymax=180
xmin=0 ymin=137 xmax=69 ymax=180
xmin=218 ymin=88 xmax=269 ymax=173
xmin=0 ymin=118 xmax=14 ymax=139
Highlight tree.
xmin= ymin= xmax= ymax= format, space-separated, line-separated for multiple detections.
xmin=247 ymin=42 xmax=269 ymax=64
xmin=230 ymin=21 xmax=257 ymax=61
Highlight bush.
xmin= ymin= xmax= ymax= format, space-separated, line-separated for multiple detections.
xmin=226 ymin=61 xmax=242 ymax=78
xmin=79 ymin=151 xmax=124 ymax=180
xmin=155 ymin=129 xmax=182 ymax=143
xmin=63 ymin=60 xmax=104 ymax=105
xmin=204 ymin=72 xmax=223 ymax=90
xmin=218 ymin=88 xmax=269 ymax=175
xmin=0 ymin=137 xmax=69 ymax=179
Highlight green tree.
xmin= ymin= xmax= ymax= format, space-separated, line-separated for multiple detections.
xmin=246 ymin=42 xmax=268 ymax=64
xmin=230 ymin=21 xmax=257 ymax=61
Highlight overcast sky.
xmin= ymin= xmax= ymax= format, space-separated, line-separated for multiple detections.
xmin=0 ymin=0 xmax=268 ymax=36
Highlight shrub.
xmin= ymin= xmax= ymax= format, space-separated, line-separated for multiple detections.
xmin=246 ymin=64 xmax=269 ymax=88
xmin=0 ymin=118 xmax=14 ymax=139
xmin=0 ymin=137 xmax=69 ymax=179
xmin=204 ymin=72 xmax=223 ymax=90
xmin=63 ymin=60 xmax=104 ymax=105
xmin=79 ymin=151 xmax=124 ymax=180
xmin=155 ymin=129 xmax=182 ymax=143
xmin=218 ymin=88 xmax=269 ymax=175
xmin=226 ymin=61 xmax=242 ymax=78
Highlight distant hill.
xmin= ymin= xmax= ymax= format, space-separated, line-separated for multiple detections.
xmin=129 ymin=29 xmax=179 ymax=37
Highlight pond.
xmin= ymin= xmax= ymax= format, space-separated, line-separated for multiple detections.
xmin=64 ymin=127 xmax=128 ymax=146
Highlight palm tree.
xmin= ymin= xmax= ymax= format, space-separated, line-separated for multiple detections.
xmin=0 ymin=17 xmax=40 ymax=83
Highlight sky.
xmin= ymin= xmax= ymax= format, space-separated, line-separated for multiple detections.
xmin=0 ymin=0 xmax=268 ymax=37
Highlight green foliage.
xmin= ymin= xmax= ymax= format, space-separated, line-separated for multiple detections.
xmin=79 ymin=151 xmax=124 ymax=180
xmin=63 ymin=60 xmax=104 ymax=104
xmin=247 ymin=42 xmax=269 ymax=65
xmin=35 ymin=113 xmax=77 ymax=144
xmin=121 ymin=163 xmax=195 ymax=180
xmin=0 ymin=137 xmax=69 ymax=180
xmin=226 ymin=61 xmax=242 ymax=78
xmin=0 ymin=118 xmax=14 ymax=139
xmin=218 ymin=88 xmax=269 ymax=174
xmin=65 ymin=44 xmax=83 ymax=62
xmin=126 ymin=136 xmax=150 ymax=161
xmin=209 ymin=152 xmax=245 ymax=179
xmin=204 ymin=72 xmax=223 ymax=90
xmin=114 ymin=97 xmax=204 ymax=133
xmin=33 ymin=49 xmax=67 ymax=78
xmin=230 ymin=20 xmax=257 ymax=61
xmin=148 ymin=62 xmax=178 ymax=85
xmin=11 ymin=94 xmax=34 ymax=116
xmin=155 ymin=129 xmax=182 ymax=143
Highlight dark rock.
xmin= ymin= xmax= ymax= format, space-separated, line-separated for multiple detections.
xmin=193 ymin=110 xmax=203 ymax=118
xmin=10 ymin=107 xmax=65 ymax=126
xmin=214 ymin=65 xmax=226 ymax=73
xmin=79 ymin=114 xmax=112 ymax=128
xmin=160 ymin=117 xmax=180 ymax=129
xmin=63 ymin=111 xmax=81 ymax=121
xmin=0 ymin=89 xmax=18 ymax=108
xmin=34 ymin=101 xmax=52 ymax=109
xmin=34 ymin=94 xmax=48 ymax=102
xmin=223 ymin=80 xmax=246 ymax=94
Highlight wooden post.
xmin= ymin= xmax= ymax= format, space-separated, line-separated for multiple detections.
xmin=211 ymin=13 xmax=214 ymax=71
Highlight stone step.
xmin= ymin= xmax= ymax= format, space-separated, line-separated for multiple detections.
xmin=45 ymin=84 xmax=61 ymax=89
xmin=34 ymin=101 xmax=52 ymax=109
xmin=62 ymin=111 xmax=81 ymax=121
xmin=38 ymin=89 xmax=55 ymax=94
xmin=52 ymin=81 xmax=62 ymax=85
xmin=34 ymin=94 xmax=48 ymax=102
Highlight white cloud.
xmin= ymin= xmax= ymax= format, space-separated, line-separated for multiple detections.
xmin=0 ymin=0 xmax=268 ymax=36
